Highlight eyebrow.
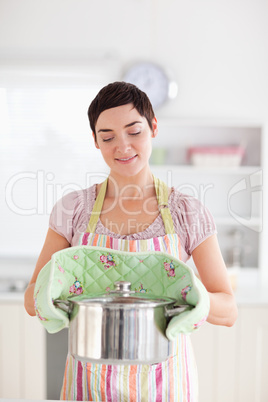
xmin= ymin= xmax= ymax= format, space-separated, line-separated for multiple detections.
xmin=97 ymin=121 xmax=142 ymax=133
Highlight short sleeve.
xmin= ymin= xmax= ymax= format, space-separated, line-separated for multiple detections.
xmin=49 ymin=190 xmax=86 ymax=244
xmin=171 ymin=191 xmax=217 ymax=256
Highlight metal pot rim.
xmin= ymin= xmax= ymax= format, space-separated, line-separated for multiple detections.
xmin=67 ymin=292 xmax=177 ymax=308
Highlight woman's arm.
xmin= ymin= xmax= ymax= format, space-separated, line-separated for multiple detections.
xmin=24 ymin=228 xmax=70 ymax=316
xmin=192 ymin=234 xmax=238 ymax=327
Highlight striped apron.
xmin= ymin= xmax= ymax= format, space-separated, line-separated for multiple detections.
xmin=60 ymin=177 xmax=198 ymax=401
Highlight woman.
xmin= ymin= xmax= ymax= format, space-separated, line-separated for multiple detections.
xmin=25 ymin=81 xmax=237 ymax=401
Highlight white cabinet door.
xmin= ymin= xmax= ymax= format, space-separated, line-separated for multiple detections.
xmin=191 ymin=306 xmax=268 ymax=402
xmin=191 ymin=322 xmax=217 ymax=402
xmin=22 ymin=306 xmax=47 ymax=399
xmin=0 ymin=303 xmax=46 ymax=399
xmin=0 ymin=304 xmax=22 ymax=398
xmin=191 ymin=320 xmax=239 ymax=402
xmin=237 ymin=306 xmax=268 ymax=402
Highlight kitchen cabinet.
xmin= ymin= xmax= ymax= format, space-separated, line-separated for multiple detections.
xmin=191 ymin=305 xmax=268 ymax=402
xmin=151 ymin=119 xmax=263 ymax=276
xmin=237 ymin=306 xmax=268 ymax=402
xmin=0 ymin=301 xmax=46 ymax=399
xmin=1 ymin=298 xmax=267 ymax=401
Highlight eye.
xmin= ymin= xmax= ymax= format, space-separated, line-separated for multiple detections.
xmin=129 ymin=131 xmax=141 ymax=136
xmin=102 ymin=137 xmax=114 ymax=142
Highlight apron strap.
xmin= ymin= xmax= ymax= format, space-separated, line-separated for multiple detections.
xmin=153 ymin=175 xmax=175 ymax=234
xmin=85 ymin=178 xmax=108 ymax=233
xmin=86 ymin=176 xmax=175 ymax=235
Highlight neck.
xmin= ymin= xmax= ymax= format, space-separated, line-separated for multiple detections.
xmin=106 ymin=169 xmax=155 ymax=198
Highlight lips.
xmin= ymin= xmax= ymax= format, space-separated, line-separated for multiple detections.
xmin=115 ymin=155 xmax=137 ymax=163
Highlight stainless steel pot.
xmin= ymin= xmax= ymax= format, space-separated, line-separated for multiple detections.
xmin=55 ymin=281 xmax=189 ymax=364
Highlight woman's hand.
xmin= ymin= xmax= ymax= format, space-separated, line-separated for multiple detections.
xmin=192 ymin=234 xmax=238 ymax=327
xmin=24 ymin=228 xmax=70 ymax=316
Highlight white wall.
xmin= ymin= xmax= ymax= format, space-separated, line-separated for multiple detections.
xmin=0 ymin=0 xmax=267 ymax=261
xmin=1 ymin=0 xmax=268 ymax=120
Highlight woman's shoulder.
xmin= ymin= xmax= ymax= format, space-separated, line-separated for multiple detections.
xmin=48 ymin=184 xmax=97 ymax=243
xmin=169 ymin=187 xmax=217 ymax=254
xmin=54 ymin=184 xmax=96 ymax=212
xmin=169 ymin=187 xmax=207 ymax=213
xmin=169 ymin=186 xmax=216 ymax=228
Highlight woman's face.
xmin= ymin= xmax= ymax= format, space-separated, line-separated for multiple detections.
xmin=94 ymin=103 xmax=158 ymax=178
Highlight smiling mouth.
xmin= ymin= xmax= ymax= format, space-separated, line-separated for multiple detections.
xmin=115 ymin=155 xmax=137 ymax=162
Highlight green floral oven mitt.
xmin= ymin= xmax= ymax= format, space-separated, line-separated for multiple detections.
xmin=34 ymin=246 xmax=210 ymax=340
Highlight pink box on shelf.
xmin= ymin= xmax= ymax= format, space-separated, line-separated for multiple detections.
xmin=187 ymin=145 xmax=245 ymax=167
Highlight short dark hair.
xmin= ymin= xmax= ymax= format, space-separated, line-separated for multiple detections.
xmin=88 ymin=81 xmax=155 ymax=139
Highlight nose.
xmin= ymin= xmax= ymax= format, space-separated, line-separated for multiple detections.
xmin=116 ymin=136 xmax=132 ymax=153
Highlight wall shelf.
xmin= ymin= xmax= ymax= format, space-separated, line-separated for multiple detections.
xmin=151 ymin=165 xmax=261 ymax=175
xmin=214 ymin=216 xmax=261 ymax=229
xmin=151 ymin=119 xmax=263 ymax=271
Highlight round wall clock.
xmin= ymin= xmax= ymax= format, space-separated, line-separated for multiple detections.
xmin=123 ymin=61 xmax=178 ymax=109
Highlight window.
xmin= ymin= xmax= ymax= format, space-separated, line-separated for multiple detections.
xmin=1 ymin=66 xmax=110 ymax=255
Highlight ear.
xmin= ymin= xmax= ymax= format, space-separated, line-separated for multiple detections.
xmin=151 ymin=117 xmax=158 ymax=138
xmin=92 ymin=131 xmax=99 ymax=149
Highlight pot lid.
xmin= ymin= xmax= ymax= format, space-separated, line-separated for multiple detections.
xmin=67 ymin=281 xmax=176 ymax=308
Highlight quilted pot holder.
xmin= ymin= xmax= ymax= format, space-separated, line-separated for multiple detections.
xmin=34 ymin=246 xmax=210 ymax=340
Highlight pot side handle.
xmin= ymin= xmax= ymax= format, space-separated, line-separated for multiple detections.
xmin=165 ymin=304 xmax=191 ymax=318
xmin=54 ymin=299 xmax=72 ymax=315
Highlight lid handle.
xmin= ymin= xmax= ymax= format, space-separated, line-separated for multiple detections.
xmin=114 ymin=281 xmax=132 ymax=293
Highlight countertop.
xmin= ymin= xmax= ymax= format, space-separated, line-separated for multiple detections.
xmin=0 ymin=399 xmax=95 ymax=402
xmin=1 ymin=269 xmax=268 ymax=305
xmin=0 ymin=259 xmax=267 ymax=305
xmin=0 ymin=400 xmax=96 ymax=402
xmin=0 ymin=291 xmax=25 ymax=302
